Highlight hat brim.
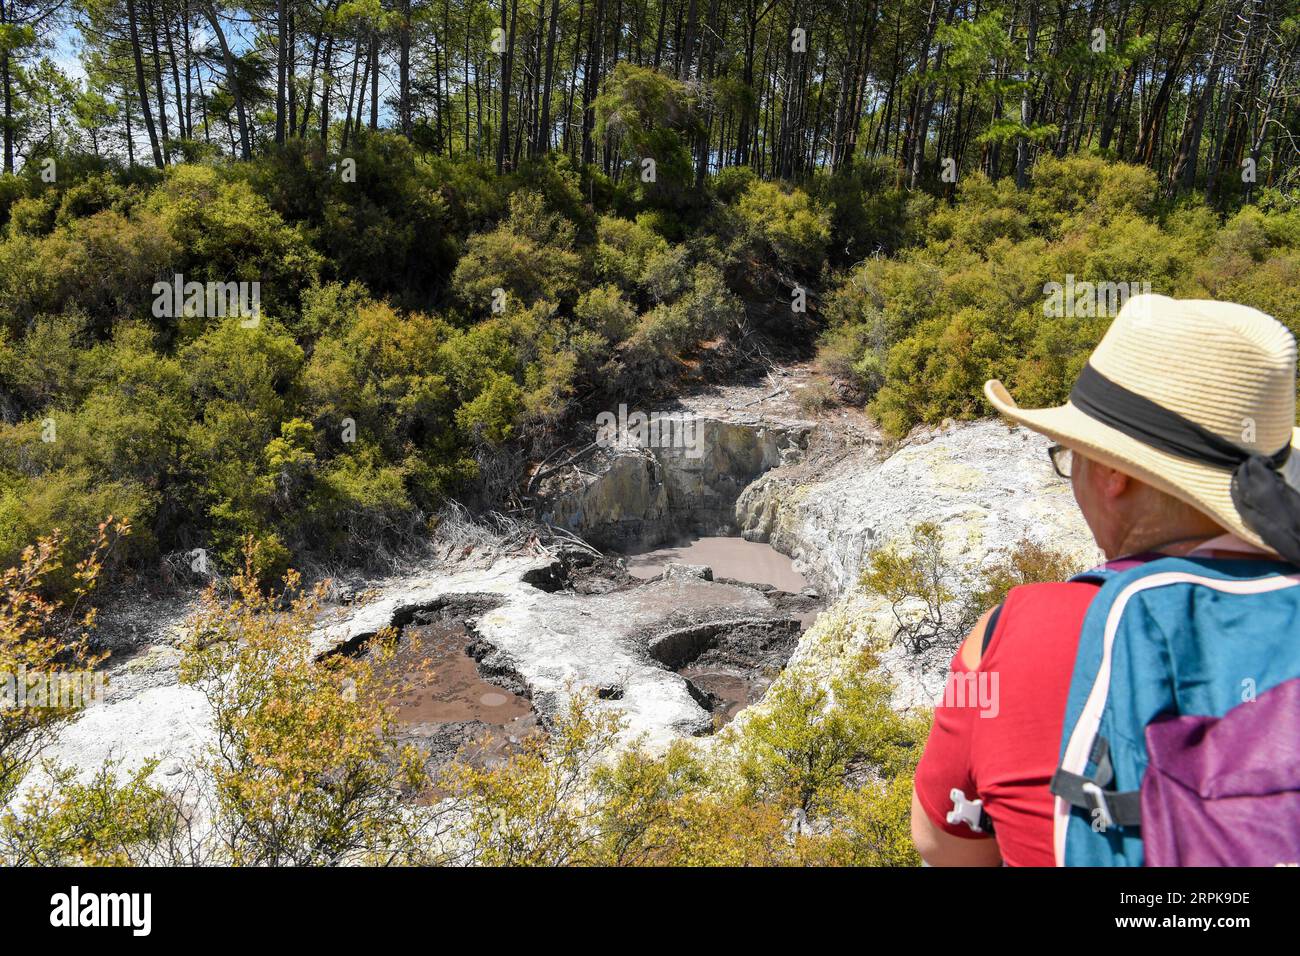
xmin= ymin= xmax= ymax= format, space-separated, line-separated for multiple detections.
xmin=984 ymin=379 xmax=1298 ymax=552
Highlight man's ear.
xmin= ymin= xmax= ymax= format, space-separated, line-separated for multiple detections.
xmin=1101 ymin=462 xmax=1131 ymax=499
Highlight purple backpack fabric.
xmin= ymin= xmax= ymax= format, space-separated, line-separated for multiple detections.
xmin=1141 ymin=677 xmax=1300 ymax=867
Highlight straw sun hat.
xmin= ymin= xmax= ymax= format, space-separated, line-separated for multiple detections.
xmin=985 ymin=294 xmax=1300 ymax=562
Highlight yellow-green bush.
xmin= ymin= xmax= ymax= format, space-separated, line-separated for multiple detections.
xmin=819 ymin=154 xmax=1300 ymax=435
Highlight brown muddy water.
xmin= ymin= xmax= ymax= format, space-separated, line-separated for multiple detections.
xmin=366 ymin=539 xmax=817 ymax=779
xmin=368 ymin=611 xmax=540 ymax=787
xmin=625 ymin=535 xmax=809 ymax=593
xmin=683 ymin=666 xmax=768 ymax=725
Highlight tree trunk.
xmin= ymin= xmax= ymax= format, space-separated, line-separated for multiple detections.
xmin=163 ymin=10 xmax=186 ymax=139
xmin=537 ymin=0 xmax=560 ymax=154
xmin=145 ymin=0 xmax=171 ymax=161
xmin=399 ymin=0 xmax=412 ymax=135
xmin=1134 ymin=0 xmax=1206 ymax=167
xmin=276 ymin=0 xmax=287 ymax=143
xmin=1171 ymin=0 xmax=1229 ymax=191
xmin=1015 ymin=0 xmax=1040 ymax=187
xmin=300 ymin=6 xmax=325 ymax=137
xmin=183 ymin=3 xmax=193 ymax=137
xmin=128 ymin=0 xmax=166 ymax=167
xmin=580 ymin=0 xmax=604 ymax=166
xmin=368 ymin=29 xmax=379 ymax=130
xmin=563 ymin=0 xmax=585 ymax=155
xmin=317 ymin=11 xmax=339 ymax=143
xmin=343 ymin=41 xmax=362 ymax=147
xmin=288 ymin=8 xmax=298 ymax=132
xmin=496 ymin=0 xmax=518 ymax=172
xmin=124 ymin=85 xmax=136 ymax=166
xmin=0 ymin=0 xmax=12 ymax=173
xmin=679 ymin=0 xmax=699 ymax=79
xmin=201 ymin=3 xmax=251 ymax=159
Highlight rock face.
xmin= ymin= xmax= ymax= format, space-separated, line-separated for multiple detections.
xmin=739 ymin=419 xmax=1098 ymax=597
xmin=734 ymin=418 xmax=1100 ymax=711
xmin=537 ymin=413 xmax=811 ymax=551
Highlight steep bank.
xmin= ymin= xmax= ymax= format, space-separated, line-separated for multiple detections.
xmin=536 ymin=376 xmax=1098 ymax=711
xmin=535 ymin=375 xmax=824 ymax=550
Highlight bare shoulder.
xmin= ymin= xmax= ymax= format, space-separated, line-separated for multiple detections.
xmin=957 ymin=606 xmax=997 ymax=671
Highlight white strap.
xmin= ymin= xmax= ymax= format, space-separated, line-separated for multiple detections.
xmin=1188 ymin=533 xmax=1273 ymax=558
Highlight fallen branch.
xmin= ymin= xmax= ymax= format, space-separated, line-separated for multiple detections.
xmin=526 ymin=441 xmax=604 ymax=495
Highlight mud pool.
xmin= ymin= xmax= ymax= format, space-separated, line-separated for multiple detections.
xmin=366 ymin=600 xmax=540 ymax=781
xmin=626 ymin=535 xmax=808 ymax=591
xmin=359 ymin=544 xmax=819 ymax=775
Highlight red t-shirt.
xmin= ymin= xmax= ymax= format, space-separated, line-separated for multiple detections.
xmin=913 ymin=580 xmax=1101 ymax=867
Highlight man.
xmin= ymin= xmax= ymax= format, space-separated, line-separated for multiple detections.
xmin=911 ymin=294 xmax=1300 ymax=866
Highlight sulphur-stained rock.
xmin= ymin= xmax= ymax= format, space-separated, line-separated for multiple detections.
xmin=738 ymin=419 xmax=1097 ymax=597
xmin=733 ymin=418 xmax=1100 ymax=713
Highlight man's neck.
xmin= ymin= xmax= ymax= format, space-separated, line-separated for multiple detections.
xmin=1113 ymin=526 xmax=1227 ymax=559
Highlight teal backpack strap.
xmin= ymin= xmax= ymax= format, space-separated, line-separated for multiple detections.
xmin=1051 ymin=564 xmax=1142 ymax=831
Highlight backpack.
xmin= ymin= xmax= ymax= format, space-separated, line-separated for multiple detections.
xmin=1050 ymin=554 xmax=1300 ymax=866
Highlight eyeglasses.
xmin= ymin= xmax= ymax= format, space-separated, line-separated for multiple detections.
xmin=1048 ymin=444 xmax=1073 ymax=479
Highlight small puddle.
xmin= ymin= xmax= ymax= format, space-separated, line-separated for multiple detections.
xmin=388 ymin=623 xmax=533 ymax=727
xmin=681 ymin=668 xmax=761 ymax=724
xmin=624 ymin=535 xmax=809 ymax=593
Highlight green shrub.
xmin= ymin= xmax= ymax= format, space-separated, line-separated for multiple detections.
xmin=593 ymin=214 xmax=669 ymax=294
xmin=451 ymin=190 xmax=582 ymax=311
xmin=575 ymin=283 xmax=638 ymax=341
xmin=736 ymin=180 xmax=832 ymax=276
xmin=711 ymin=165 xmax=757 ymax=204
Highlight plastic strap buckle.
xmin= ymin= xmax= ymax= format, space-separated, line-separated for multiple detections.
xmin=946 ymin=787 xmax=989 ymax=833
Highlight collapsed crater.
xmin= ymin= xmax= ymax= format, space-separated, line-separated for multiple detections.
xmin=655 ymin=617 xmax=802 ymax=727
xmin=525 ymin=400 xmax=826 ymax=732
xmin=636 ymin=564 xmax=809 ymax=730
xmin=534 ymin=409 xmax=811 ymax=552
